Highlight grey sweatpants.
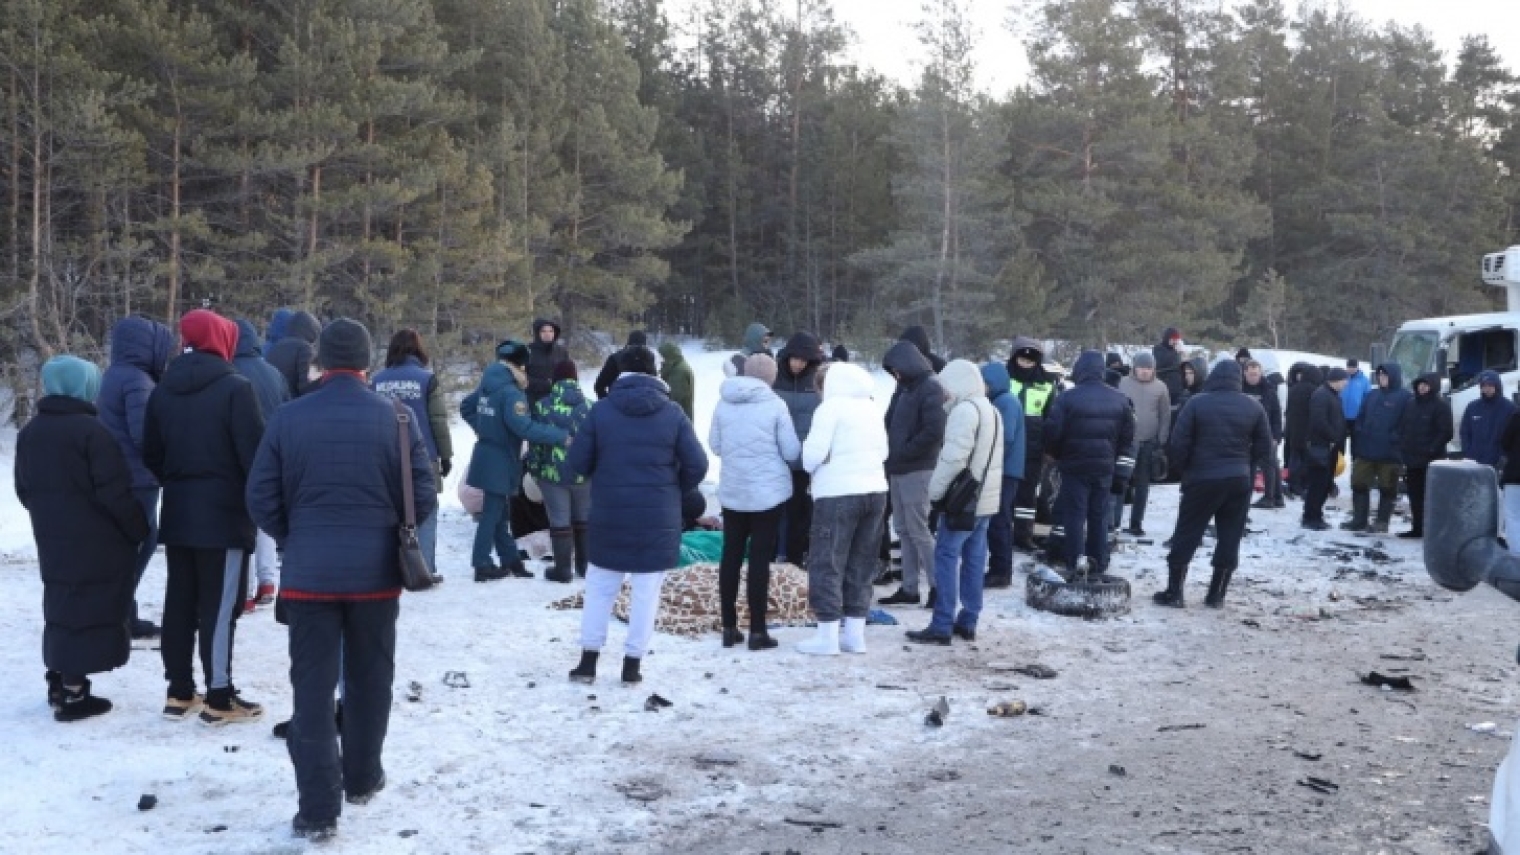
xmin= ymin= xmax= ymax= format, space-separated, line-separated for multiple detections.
xmin=890 ymin=471 xmax=934 ymax=595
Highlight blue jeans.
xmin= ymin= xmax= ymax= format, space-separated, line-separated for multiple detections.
xmin=928 ymin=515 xmax=990 ymax=634
xmin=1057 ymin=471 xmax=1112 ymax=571
xmin=471 ymin=491 xmax=517 ymax=568
xmin=985 ymin=476 xmax=1021 ymax=578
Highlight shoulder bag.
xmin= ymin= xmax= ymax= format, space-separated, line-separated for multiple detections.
xmin=941 ymin=402 xmax=1000 ymax=532
xmin=394 ymin=401 xmax=436 ymax=592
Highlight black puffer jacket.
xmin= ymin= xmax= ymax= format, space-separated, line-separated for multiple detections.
xmin=265 ymin=310 xmax=320 ymax=398
xmin=526 ymin=317 xmax=568 ymax=406
xmin=1242 ymin=372 xmax=1283 ymax=442
xmin=1400 ymin=373 xmax=1454 ymax=469
xmin=1168 ymin=360 xmax=1274 ymax=484
xmin=143 ymin=352 xmax=266 ymax=550
xmin=1045 ymin=350 xmax=1135 ymax=478
xmin=1152 ymin=327 xmax=1184 ymax=400
xmin=1283 ymin=362 xmax=1323 ymax=456
xmin=1307 ymin=382 xmax=1347 ymax=449
xmin=882 ymin=339 xmax=947 ymax=475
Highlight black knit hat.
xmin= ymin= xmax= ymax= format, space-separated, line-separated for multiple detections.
xmin=316 ymin=318 xmax=372 ymax=371
xmin=619 ymin=345 xmax=657 ymax=376
xmin=627 ymin=330 xmax=648 ymax=347
xmin=1235 ymin=347 xmax=1252 ymax=361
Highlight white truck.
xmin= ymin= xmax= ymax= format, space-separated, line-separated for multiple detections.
xmin=1386 ymin=245 xmax=1520 ymax=453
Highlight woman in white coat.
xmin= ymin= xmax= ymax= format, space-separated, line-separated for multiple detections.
xmin=795 ymin=361 xmax=890 ymax=655
xmin=907 ymin=359 xmax=1002 ymax=645
xmin=709 ymin=354 xmax=801 ymax=650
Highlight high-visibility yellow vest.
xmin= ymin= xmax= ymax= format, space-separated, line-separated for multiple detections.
xmin=1011 ymin=379 xmax=1054 ymax=415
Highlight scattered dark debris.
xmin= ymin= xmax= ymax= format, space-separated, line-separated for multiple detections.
xmin=442 ymin=671 xmax=470 ymax=689
xmin=405 ymin=681 xmax=423 ymax=702
xmin=614 ymin=780 xmax=667 ymax=802
xmin=1108 ymin=764 xmax=1127 ymax=777
xmin=876 ymin=684 xmax=910 ymax=691
xmin=1014 ymin=664 xmax=1059 ymax=680
xmin=398 ymin=829 xmax=418 ymax=838
xmin=644 ymin=694 xmax=674 ymax=712
xmin=926 ymin=696 xmax=950 ymax=727
xmin=695 ymin=753 xmax=741 ymax=768
xmin=529 ymin=802 xmax=545 ymax=808
xmin=1157 ymin=723 xmax=1206 ymax=733
xmin=205 ymin=825 xmax=228 ymax=833
xmin=927 ymin=770 xmax=962 ymax=782
xmin=137 ymin=794 xmax=157 ymax=811
xmin=987 ymin=700 xmax=1027 ymax=717
xmin=784 ymin=818 xmax=843 ymax=830
xmin=526 ymin=681 xmax=537 ymax=689
xmin=1361 ymin=672 xmax=1417 ymax=691
xmin=1298 ymin=776 xmax=1339 ymax=794
xmin=222 ymin=745 xmax=238 ymax=753
xmin=1294 ymin=750 xmax=1323 ymax=761
xmin=1242 ymin=619 xmax=1262 ymax=628
xmin=1379 ymin=652 xmax=1427 ymax=662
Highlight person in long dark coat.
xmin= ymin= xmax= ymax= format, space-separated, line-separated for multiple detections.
xmin=17 ymin=355 xmax=149 ymax=722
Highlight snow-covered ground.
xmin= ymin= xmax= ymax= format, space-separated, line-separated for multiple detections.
xmin=0 ymin=342 xmax=1514 ymax=854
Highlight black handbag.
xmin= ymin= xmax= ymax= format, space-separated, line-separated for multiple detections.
xmin=393 ymin=402 xmax=435 ymax=592
xmin=941 ymin=403 xmax=1001 ymax=532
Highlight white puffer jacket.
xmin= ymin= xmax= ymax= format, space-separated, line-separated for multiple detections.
xmin=929 ymin=359 xmax=1003 ymax=517
xmin=803 ymin=363 xmax=889 ymax=498
xmin=709 ymin=377 xmax=800 ymax=512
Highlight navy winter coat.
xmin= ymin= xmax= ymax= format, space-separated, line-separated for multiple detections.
xmin=17 ymin=395 xmax=149 ymax=676
xmin=1400 ymin=374 xmax=1454 ymax=469
xmin=233 ymin=319 xmax=291 ymax=420
xmin=882 ymin=339 xmax=947 ymax=475
xmin=373 ymin=356 xmax=445 ymax=461
xmin=465 ymin=363 xmax=567 ymax=496
xmin=265 ymin=310 xmax=320 ymax=398
xmin=1461 ymin=371 xmax=1516 ymax=465
xmin=1353 ymin=362 xmax=1411 ymax=463
xmin=246 ymin=374 xmax=436 ymax=595
xmin=569 ymin=373 xmax=709 ymax=572
xmin=1044 ymin=351 xmax=1135 ymax=478
xmin=1167 ymin=360 xmax=1274 ymax=484
xmin=96 ymin=316 xmax=174 ymax=491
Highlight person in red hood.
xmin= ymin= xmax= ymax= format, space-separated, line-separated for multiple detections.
xmin=143 ymin=308 xmax=267 ymax=725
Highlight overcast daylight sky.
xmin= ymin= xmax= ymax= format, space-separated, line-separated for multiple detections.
xmin=668 ymin=0 xmax=1520 ymax=95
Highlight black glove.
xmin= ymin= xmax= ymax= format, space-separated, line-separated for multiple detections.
xmin=1150 ymin=448 xmax=1168 ymax=482
xmin=440 ymin=458 xmax=452 ymax=477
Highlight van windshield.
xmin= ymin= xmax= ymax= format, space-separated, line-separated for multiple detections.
xmin=1388 ymin=330 xmax=1438 ymax=386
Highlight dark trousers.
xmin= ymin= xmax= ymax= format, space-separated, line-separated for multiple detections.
xmin=808 ymin=492 xmax=888 ymax=622
xmin=1013 ymin=458 xmax=1043 ymax=541
xmin=1113 ymin=442 xmax=1155 ymax=529
xmin=1303 ymin=461 xmax=1334 ymax=524
xmin=131 ymin=487 xmax=160 ymax=624
xmin=1254 ymin=446 xmax=1282 ymax=503
xmin=782 ymin=470 xmax=813 ymax=563
xmin=161 ymin=546 xmax=247 ymax=697
xmin=985 ymin=476 xmax=1021 ymax=578
xmin=719 ymin=505 xmax=782 ymax=632
xmin=1056 ymin=471 xmax=1112 ymax=571
xmin=472 ymin=491 xmax=517 ymax=568
xmin=1167 ymin=477 xmax=1252 ymax=570
xmin=286 ymin=598 xmax=398 ymax=824
xmin=1406 ymin=466 xmax=1428 ymax=533
xmin=1287 ymin=447 xmax=1308 ymax=495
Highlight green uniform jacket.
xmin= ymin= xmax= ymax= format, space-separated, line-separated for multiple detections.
xmin=659 ymin=341 xmax=695 ymax=421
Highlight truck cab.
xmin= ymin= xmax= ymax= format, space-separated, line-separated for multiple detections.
xmin=1387 ymin=246 xmax=1520 ymax=454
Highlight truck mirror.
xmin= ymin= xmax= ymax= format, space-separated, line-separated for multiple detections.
xmin=1425 ymin=462 xmax=1520 ymax=600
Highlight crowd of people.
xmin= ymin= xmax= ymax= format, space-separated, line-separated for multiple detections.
xmin=16 ymin=309 xmax=1501 ymax=841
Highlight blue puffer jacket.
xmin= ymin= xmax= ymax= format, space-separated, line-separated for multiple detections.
xmin=980 ymin=363 xmax=1027 ymax=480
xmin=233 ymin=319 xmax=291 ymax=420
xmin=570 ymin=373 xmax=709 ymax=572
xmin=1460 ymin=370 xmax=1516 ymax=465
xmin=527 ymin=379 xmax=592 ymax=485
xmin=709 ymin=376 xmax=800 ymax=511
xmin=246 ymin=374 xmax=436 ymax=595
xmin=1167 ymin=360 xmax=1274 ymax=484
xmin=1342 ymin=368 xmax=1371 ymax=420
xmin=1354 ymin=362 xmax=1411 ymax=463
xmin=96 ymin=316 xmax=175 ymax=491
xmin=1044 ymin=350 xmax=1135 ymax=478
xmin=465 ymin=363 xmax=567 ymax=496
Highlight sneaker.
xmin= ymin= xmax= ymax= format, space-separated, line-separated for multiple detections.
xmin=55 ymin=683 xmax=113 ymax=723
xmin=162 ymin=693 xmax=204 ymax=721
xmin=877 ymin=588 xmax=919 ymax=606
xmin=506 ymin=559 xmax=535 ymax=579
xmin=254 ymin=583 xmax=276 ymax=605
xmin=346 ymin=772 xmax=385 ymax=806
xmin=199 ymin=692 xmax=264 ymax=726
xmin=905 ymin=628 xmax=952 ymax=646
xmin=291 ymin=813 xmax=337 ymax=841
xmin=474 ymin=564 xmax=509 ymax=582
xmin=243 ymin=598 xmax=256 ymax=614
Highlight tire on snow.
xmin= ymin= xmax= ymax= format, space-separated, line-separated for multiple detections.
xmin=1026 ymin=571 xmax=1131 ymax=619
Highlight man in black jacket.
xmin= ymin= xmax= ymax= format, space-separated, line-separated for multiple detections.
xmin=877 ymin=340 xmax=946 ymax=606
xmin=1044 ymin=350 xmax=1135 ymax=576
xmin=1282 ymin=363 xmax=1323 ymax=498
xmin=1301 ymin=367 xmax=1348 ymax=530
xmin=593 ymin=330 xmax=647 ymax=399
xmin=1152 ymin=327 xmax=1185 ymax=401
xmin=144 ymin=309 xmax=266 ymax=724
xmin=266 ymin=310 xmax=321 ymax=398
xmin=1397 ymin=373 xmax=1454 ymax=538
xmin=1154 ymin=360 xmax=1274 ymax=608
xmin=899 ymin=325 xmax=947 ymax=373
xmin=1242 ymin=359 xmax=1284 ymax=509
xmin=525 ymin=318 xmax=569 ymax=407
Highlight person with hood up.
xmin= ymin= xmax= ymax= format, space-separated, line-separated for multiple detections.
xmin=1153 ymin=360 xmax=1273 ymax=608
xmin=1398 ymin=373 xmax=1454 ymax=538
xmin=724 ymin=322 xmax=773 ymax=377
xmin=463 ymin=340 xmax=568 ymax=581
xmin=796 ymin=361 xmax=888 ymax=655
xmin=1115 ymin=351 xmax=1171 ymax=535
xmin=877 ymin=338 xmax=946 ymax=606
xmin=1152 ymin=327 xmax=1186 ymax=401
xmin=525 ymin=318 xmax=569 ymax=407
xmin=1043 ymin=350 xmax=1135 ymax=576
xmin=266 ymin=310 xmax=322 ymax=399
xmin=1004 ymin=337 xmax=1061 ymax=551
xmin=96 ymin=315 xmax=174 ymax=639
xmin=709 ymin=353 xmax=800 ymax=650
xmin=143 ymin=309 xmax=266 ymax=724
xmin=372 ymin=329 xmax=453 ymax=582
xmin=566 ymin=345 xmax=708 ymax=684
xmin=267 ymin=308 xmax=295 ymax=346
xmin=19 ymin=355 xmax=149 ymax=721
xmin=773 ymin=332 xmax=823 ymax=565
xmin=979 ymin=363 xmax=1027 ymax=589
xmin=1242 ymin=359 xmax=1285 ymax=509
xmin=1103 ymin=352 xmax=1128 ymax=388
xmin=233 ymin=319 xmax=291 ymax=607
xmin=245 ymin=319 xmax=437 ymax=841
xmin=595 ymin=330 xmax=648 ymax=399
xmin=1300 ymin=367 xmax=1349 ymax=530
xmin=1282 ymin=362 xmax=1324 ymax=498
xmin=1344 ymin=363 xmax=1412 ymax=533
xmin=899 ymin=325 xmax=947 ymax=373
xmin=1173 ymin=355 xmax=1207 ymax=413
xmin=906 ymin=360 xmax=1003 ymax=645
xmin=1461 ymin=370 xmax=1515 ymax=470
xmin=831 ymin=343 xmax=850 ymax=363
xmin=526 ymin=359 xmax=593 ymax=583
xmin=658 ymin=340 xmax=695 ymax=421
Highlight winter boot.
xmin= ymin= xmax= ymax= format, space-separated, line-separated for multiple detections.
xmin=796 ymin=620 xmax=841 ymax=656
xmin=199 ymin=688 xmax=264 ymax=726
xmin=55 ymin=680 xmax=113 ymax=723
xmin=1152 ymin=563 xmax=1188 ymax=608
xmin=291 ymin=813 xmax=337 ymax=842
xmin=545 ymin=528 xmax=575 ymax=583
xmin=572 ymin=524 xmax=590 ymax=577
xmin=505 ymin=557 xmax=535 ymax=579
xmin=621 ymin=656 xmax=643 ymax=685
xmin=1369 ymin=493 xmax=1395 ymax=534
xmin=747 ymin=630 xmax=778 ymax=651
xmin=1204 ymin=566 xmax=1235 ymax=608
xmin=45 ymin=670 xmax=63 ymax=710
xmin=474 ymin=563 xmax=509 ymax=582
xmin=722 ymin=627 xmax=746 ymax=648
xmin=569 ymin=650 xmax=599 ymax=684
xmin=839 ymin=617 xmax=868 ymax=654
xmin=1339 ymin=491 xmax=1370 ymax=531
